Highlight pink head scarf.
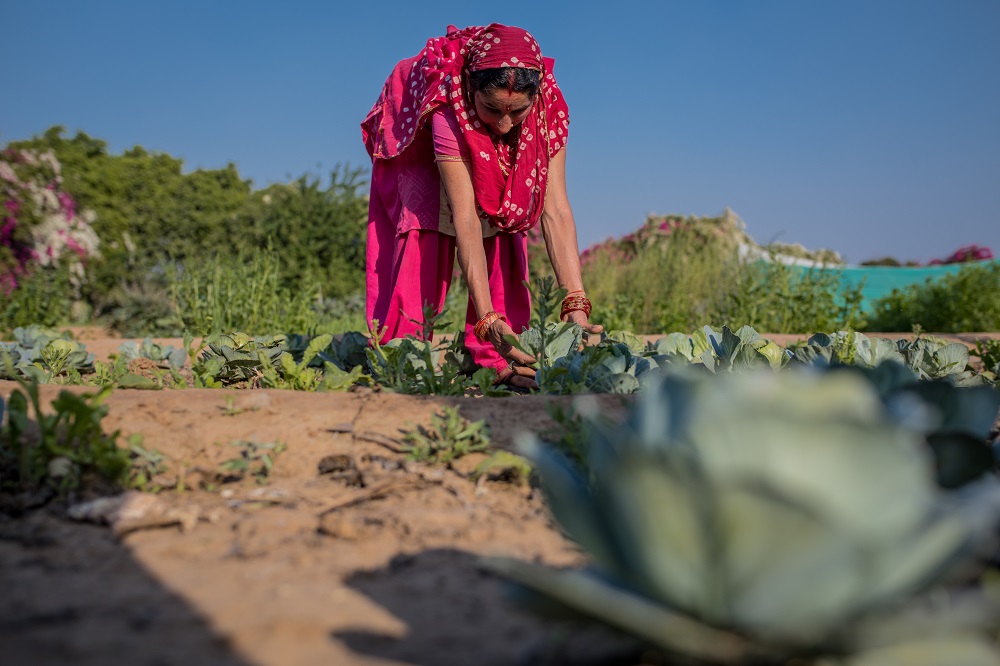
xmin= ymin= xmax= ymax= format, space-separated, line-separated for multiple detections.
xmin=361 ymin=24 xmax=570 ymax=233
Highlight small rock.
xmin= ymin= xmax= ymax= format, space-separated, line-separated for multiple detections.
xmin=318 ymin=454 xmax=364 ymax=487
xmin=318 ymin=454 xmax=354 ymax=474
xmin=329 ymin=469 xmax=365 ymax=487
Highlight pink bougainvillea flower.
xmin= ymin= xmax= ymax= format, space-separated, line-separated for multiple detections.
xmin=66 ymin=236 xmax=86 ymax=259
xmin=58 ymin=191 xmax=76 ymax=219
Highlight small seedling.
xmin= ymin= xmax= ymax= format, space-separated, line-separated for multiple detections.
xmin=217 ymin=440 xmax=287 ymax=484
xmin=470 ymin=450 xmax=533 ymax=486
xmin=127 ymin=435 xmax=171 ymax=492
xmin=220 ymin=395 xmax=258 ymax=416
xmin=400 ymin=406 xmax=490 ymax=463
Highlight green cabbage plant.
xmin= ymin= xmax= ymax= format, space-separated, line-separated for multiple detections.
xmin=494 ymin=369 xmax=1000 ymax=664
xmin=198 ymin=332 xmax=286 ymax=384
xmin=118 ymin=337 xmax=186 ymax=369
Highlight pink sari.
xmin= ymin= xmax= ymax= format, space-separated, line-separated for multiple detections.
xmin=362 ymin=24 xmax=569 ymax=372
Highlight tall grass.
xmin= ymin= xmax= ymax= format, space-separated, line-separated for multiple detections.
xmin=167 ymin=250 xmax=321 ymax=335
xmin=582 ymin=222 xmax=866 ymax=334
xmin=584 ymin=227 xmax=742 ymax=332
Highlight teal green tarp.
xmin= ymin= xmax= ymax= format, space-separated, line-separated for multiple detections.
xmin=784 ymin=260 xmax=998 ymax=312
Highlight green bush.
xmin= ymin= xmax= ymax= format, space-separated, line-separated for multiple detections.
xmin=0 ymin=266 xmax=75 ymax=334
xmin=237 ymin=167 xmax=368 ymax=300
xmin=865 ymin=262 xmax=1000 ymax=332
xmin=722 ymin=259 xmax=867 ymax=334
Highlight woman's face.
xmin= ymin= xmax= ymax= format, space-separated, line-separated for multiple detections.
xmin=472 ymin=88 xmax=534 ymax=136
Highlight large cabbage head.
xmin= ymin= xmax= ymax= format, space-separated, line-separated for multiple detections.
xmin=522 ymin=369 xmax=1000 ymax=647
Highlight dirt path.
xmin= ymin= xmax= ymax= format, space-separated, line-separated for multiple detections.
xmin=0 ymin=381 xmax=640 ymax=666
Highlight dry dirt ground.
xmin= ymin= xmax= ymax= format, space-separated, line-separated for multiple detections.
xmin=2 ymin=331 xmax=999 ymax=666
xmin=0 ymin=373 xmax=643 ymax=666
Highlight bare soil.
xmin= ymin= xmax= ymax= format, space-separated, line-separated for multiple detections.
xmin=0 ymin=376 xmax=642 ymax=666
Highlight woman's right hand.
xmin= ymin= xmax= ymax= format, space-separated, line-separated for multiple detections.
xmin=486 ymin=319 xmax=538 ymax=389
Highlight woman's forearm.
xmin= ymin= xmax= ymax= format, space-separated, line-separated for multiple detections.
xmin=541 ymin=205 xmax=585 ymax=293
xmin=539 ymin=150 xmax=585 ymax=294
xmin=438 ymin=160 xmax=494 ymax=320
xmin=454 ymin=216 xmax=494 ymax=319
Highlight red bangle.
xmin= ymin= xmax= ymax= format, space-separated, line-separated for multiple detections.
xmin=474 ymin=311 xmax=507 ymax=342
xmin=560 ymin=294 xmax=592 ymax=320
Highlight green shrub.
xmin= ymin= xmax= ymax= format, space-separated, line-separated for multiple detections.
xmin=0 ymin=266 xmax=75 ymax=334
xmin=236 ymin=167 xmax=368 ymax=299
xmin=865 ymin=262 xmax=1000 ymax=332
xmin=722 ymin=260 xmax=867 ymax=334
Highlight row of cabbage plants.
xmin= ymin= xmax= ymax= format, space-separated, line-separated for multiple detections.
xmin=1 ymin=323 xmax=997 ymax=394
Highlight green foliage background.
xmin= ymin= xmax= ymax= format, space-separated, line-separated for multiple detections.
xmin=3 ymin=127 xmax=367 ymax=333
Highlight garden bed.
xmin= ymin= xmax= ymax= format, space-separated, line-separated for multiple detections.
xmin=0 ymin=380 xmax=641 ymax=666
xmin=2 ymin=329 xmax=1000 ymax=665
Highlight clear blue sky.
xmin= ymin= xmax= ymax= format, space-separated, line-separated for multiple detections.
xmin=2 ymin=0 xmax=998 ymax=263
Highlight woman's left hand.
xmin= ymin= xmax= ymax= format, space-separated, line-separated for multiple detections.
xmin=564 ymin=309 xmax=603 ymax=335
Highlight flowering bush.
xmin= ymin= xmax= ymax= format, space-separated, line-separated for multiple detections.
xmin=0 ymin=148 xmax=100 ymax=295
xmin=929 ymin=244 xmax=994 ymax=265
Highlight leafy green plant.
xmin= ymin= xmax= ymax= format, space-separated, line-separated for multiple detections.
xmin=0 ymin=376 xmax=128 ymax=493
xmin=127 ymin=437 xmax=172 ymax=492
xmin=0 ymin=264 xmax=75 ymax=333
xmin=823 ymin=362 xmax=1000 ymax=489
xmin=258 ymin=333 xmax=332 ymax=391
xmin=976 ymin=339 xmax=1000 ymax=382
xmin=724 ymin=259 xmax=867 ymax=334
xmin=527 ymin=274 xmax=567 ymax=329
xmin=38 ymin=338 xmax=95 ymax=377
xmin=366 ymin=306 xmax=481 ymax=396
xmin=494 ymin=370 xmax=1000 ymax=663
xmin=367 ymin=330 xmax=434 ymax=393
xmin=217 ymin=440 xmax=287 ymax=485
xmin=0 ymin=343 xmax=28 ymax=380
xmin=700 ymin=325 xmax=788 ymax=373
xmin=789 ymin=330 xmax=901 ymax=368
xmin=198 ymin=332 xmax=286 ymax=385
xmin=896 ymin=337 xmax=983 ymax=385
xmin=400 ymin=407 xmax=490 ymax=463
xmin=118 ymin=338 xmax=186 ymax=369
xmin=470 ymin=450 xmax=533 ymax=485
xmin=87 ymin=356 xmax=131 ymax=387
xmin=542 ymin=339 xmax=657 ymax=394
